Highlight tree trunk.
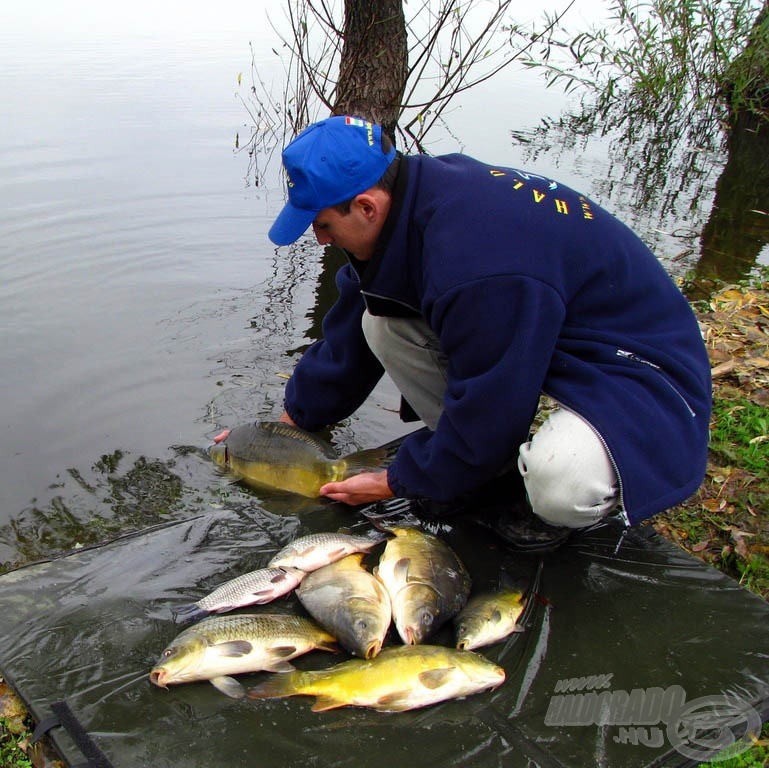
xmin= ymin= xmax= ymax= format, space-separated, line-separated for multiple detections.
xmin=333 ymin=0 xmax=408 ymax=141
xmin=722 ymin=0 xmax=769 ymax=118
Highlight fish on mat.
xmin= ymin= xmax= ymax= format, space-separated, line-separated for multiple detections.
xmin=374 ymin=526 xmax=471 ymax=645
xmin=149 ymin=613 xmax=336 ymax=699
xmin=209 ymin=421 xmax=386 ymax=497
xmin=268 ymin=531 xmax=388 ymax=573
xmin=296 ymin=553 xmax=392 ymax=659
xmin=172 ymin=566 xmax=306 ymax=623
xmin=454 ymin=586 xmax=527 ymax=651
xmin=248 ymin=644 xmax=505 ymax=712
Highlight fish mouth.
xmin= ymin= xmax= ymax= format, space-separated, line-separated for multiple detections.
xmin=149 ymin=668 xmax=168 ymax=688
xmin=364 ymin=640 xmax=382 ymax=659
xmin=456 ymin=639 xmax=469 ymax=651
xmin=404 ymin=627 xmax=419 ymax=645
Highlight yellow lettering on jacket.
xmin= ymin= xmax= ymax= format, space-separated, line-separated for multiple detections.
xmin=555 ymin=199 xmax=569 ymax=215
xmin=533 ymin=190 xmax=546 ymax=203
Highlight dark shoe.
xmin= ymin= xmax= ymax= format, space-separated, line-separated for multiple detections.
xmin=472 ymin=499 xmax=573 ymax=554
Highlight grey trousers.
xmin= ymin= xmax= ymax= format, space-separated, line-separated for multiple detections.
xmin=361 ymin=310 xmax=619 ymax=528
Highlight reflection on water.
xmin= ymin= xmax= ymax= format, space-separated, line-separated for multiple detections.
xmin=691 ymin=112 xmax=769 ymax=297
xmin=517 ymin=97 xmax=769 ymax=286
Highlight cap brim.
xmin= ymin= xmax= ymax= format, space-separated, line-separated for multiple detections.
xmin=268 ymin=201 xmax=318 ymax=246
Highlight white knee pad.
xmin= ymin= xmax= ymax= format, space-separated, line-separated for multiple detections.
xmin=518 ymin=408 xmax=618 ymax=529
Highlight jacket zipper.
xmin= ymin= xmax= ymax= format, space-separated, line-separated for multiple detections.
xmin=616 ymin=349 xmax=696 ymax=418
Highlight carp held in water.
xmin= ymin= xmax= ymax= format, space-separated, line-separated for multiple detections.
xmin=247 ymin=644 xmax=505 ymax=712
xmin=296 ymin=553 xmax=392 ymax=659
xmin=374 ymin=527 xmax=471 ymax=645
xmin=149 ymin=613 xmax=336 ymax=698
xmin=209 ymin=421 xmax=386 ymax=496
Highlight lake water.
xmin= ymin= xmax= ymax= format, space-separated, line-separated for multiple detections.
xmin=0 ymin=0 xmax=765 ymax=564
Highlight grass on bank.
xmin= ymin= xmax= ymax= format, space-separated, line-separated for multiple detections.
xmin=653 ymin=279 xmax=769 ymax=601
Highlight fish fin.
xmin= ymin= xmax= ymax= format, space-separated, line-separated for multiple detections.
xmin=418 ymin=667 xmax=455 ymax=689
xmin=214 ymin=640 xmax=253 ymax=658
xmin=311 ymin=695 xmax=347 ymax=712
xmin=171 ymin=603 xmax=209 ymax=624
xmin=270 ymin=645 xmax=299 ymax=658
xmin=393 ymin=557 xmax=411 ymax=581
xmin=248 ymin=675 xmax=295 ymax=700
xmin=210 ymin=676 xmax=246 ymax=699
xmin=265 ymin=660 xmax=296 ymax=673
xmin=374 ymin=691 xmax=414 ymax=711
xmin=316 ymin=639 xmax=339 ymax=653
xmin=342 ymin=447 xmax=388 ymax=474
xmin=264 ymin=645 xmax=298 ymax=672
xmin=513 ymin=623 xmax=526 ymax=633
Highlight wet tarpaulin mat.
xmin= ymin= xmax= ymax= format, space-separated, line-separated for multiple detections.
xmin=0 ymin=502 xmax=767 ymax=768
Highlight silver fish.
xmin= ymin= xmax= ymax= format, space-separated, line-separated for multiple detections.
xmin=172 ymin=566 xmax=306 ymax=623
xmin=268 ymin=531 xmax=386 ymax=573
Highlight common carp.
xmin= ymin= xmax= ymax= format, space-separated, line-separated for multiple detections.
xmin=374 ymin=527 xmax=471 ymax=645
xmin=209 ymin=421 xmax=385 ymax=497
xmin=268 ymin=531 xmax=387 ymax=573
xmin=296 ymin=554 xmax=392 ymax=658
xmin=248 ymin=644 xmax=505 ymax=712
xmin=172 ymin=566 xmax=306 ymax=623
xmin=149 ymin=613 xmax=336 ymax=698
xmin=454 ymin=587 xmax=527 ymax=651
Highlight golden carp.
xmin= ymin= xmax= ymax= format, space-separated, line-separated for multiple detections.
xmin=454 ymin=587 xmax=527 ymax=651
xmin=172 ymin=566 xmax=306 ymax=623
xmin=296 ymin=553 xmax=392 ymax=659
xmin=248 ymin=644 xmax=505 ymax=712
xmin=374 ymin=527 xmax=471 ymax=645
xmin=208 ymin=421 xmax=385 ymax=497
xmin=149 ymin=613 xmax=336 ymax=698
xmin=268 ymin=531 xmax=387 ymax=573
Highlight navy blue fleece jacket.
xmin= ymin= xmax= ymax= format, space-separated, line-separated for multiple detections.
xmin=284 ymin=154 xmax=711 ymax=525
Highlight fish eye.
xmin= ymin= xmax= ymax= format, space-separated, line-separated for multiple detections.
xmin=355 ymin=618 xmax=368 ymax=631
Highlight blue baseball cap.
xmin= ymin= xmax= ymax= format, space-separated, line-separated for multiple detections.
xmin=268 ymin=116 xmax=397 ymax=246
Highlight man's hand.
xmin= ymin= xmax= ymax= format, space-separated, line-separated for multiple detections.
xmin=320 ymin=471 xmax=394 ymax=506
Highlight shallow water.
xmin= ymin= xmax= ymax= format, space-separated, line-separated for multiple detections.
xmin=0 ymin=0 xmax=766 ymax=563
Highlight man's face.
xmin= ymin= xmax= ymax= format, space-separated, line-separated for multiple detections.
xmin=311 ymin=198 xmax=381 ymax=260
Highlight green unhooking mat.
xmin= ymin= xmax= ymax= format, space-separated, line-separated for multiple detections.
xmin=0 ymin=498 xmax=767 ymax=768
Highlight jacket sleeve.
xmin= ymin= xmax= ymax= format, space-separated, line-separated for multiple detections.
xmin=284 ymin=263 xmax=385 ymax=431
xmin=387 ymin=275 xmax=566 ymax=501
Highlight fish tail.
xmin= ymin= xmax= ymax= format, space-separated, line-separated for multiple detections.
xmin=247 ymin=672 xmax=300 ymax=701
xmin=341 ymin=447 xmax=389 ymax=475
xmin=171 ymin=603 xmax=210 ymax=624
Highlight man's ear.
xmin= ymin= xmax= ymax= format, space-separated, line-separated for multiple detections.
xmin=353 ymin=190 xmax=389 ymax=222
